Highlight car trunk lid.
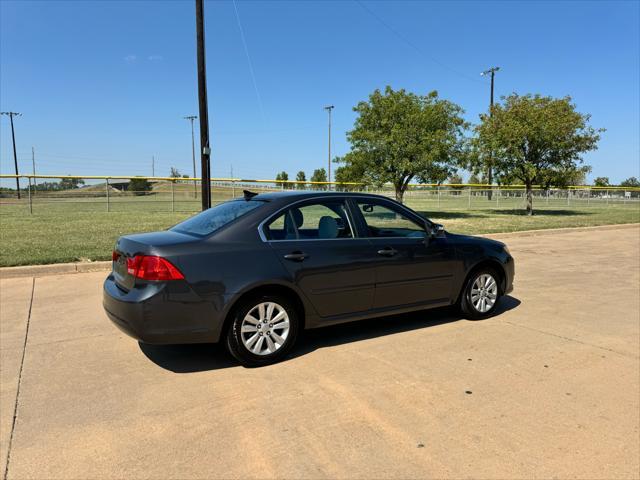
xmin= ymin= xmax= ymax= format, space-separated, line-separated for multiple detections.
xmin=112 ymin=231 xmax=196 ymax=290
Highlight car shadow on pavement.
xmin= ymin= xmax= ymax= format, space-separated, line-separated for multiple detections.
xmin=139 ymin=295 xmax=521 ymax=373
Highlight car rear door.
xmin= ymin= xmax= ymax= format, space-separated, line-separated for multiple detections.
xmin=351 ymin=197 xmax=456 ymax=310
xmin=264 ymin=198 xmax=375 ymax=318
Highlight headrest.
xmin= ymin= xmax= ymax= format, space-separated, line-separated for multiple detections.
xmin=318 ymin=216 xmax=338 ymax=239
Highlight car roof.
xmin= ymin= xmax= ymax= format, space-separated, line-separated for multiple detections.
xmin=248 ymin=190 xmax=392 ymax=202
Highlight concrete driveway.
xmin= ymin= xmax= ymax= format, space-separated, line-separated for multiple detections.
xmin=1 ymin=225 xmax=639 ymax=479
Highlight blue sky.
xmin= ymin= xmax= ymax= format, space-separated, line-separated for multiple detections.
xmin=1 ymin=0 xmax=638 ymax=185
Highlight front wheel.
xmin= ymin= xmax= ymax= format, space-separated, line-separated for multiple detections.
xmin=459 ymin=269 xmax=501 ymax=320
xmin=225 ymin=295 xmax=299 ymax=367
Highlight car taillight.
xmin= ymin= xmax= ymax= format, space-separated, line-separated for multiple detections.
xmin=126 ymin=255 xmax=184 ymax=281
xmin=112 ymin=251 xmax=120 ymax=262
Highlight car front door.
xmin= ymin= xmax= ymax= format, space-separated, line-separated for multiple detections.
xmin=351 ymin=198 xmax=456 ymax=310
xmin=264 ymin=198 xmax=375 ymax=318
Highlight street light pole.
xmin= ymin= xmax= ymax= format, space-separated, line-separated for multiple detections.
xmin=1 ymin=111 xmax=22 ymax=199
xmin=184 ymin=115 xmax=198 ymax=198
xmin=195 ymin=0 xmax=211 ymax=210
xmin=324 ymin=105 xmax=334 ymax=189
xmin=481 ymin=66 xmax=500 ymax=201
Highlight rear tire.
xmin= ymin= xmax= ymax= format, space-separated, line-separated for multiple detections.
xmin=225 ymin=294 xmax=299 ymax=367
xmin=459 ymin=268 xmax=502 ymax=320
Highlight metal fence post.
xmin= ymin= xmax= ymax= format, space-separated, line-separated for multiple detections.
xmin=27 ymin=177 xmax=33 ymax=214
xmin=567 ymin=190 xmax=570 ymax=206
xmin=232 ymin=180 xmax=236 ymax=198
xmin=106 ymin=178 xmax=110 ymax=212
xmin=171 ymin=180 xmax=175 ymax=212
xmin=437 ymin=186 xmax=441 ymax=208
xmin=496 ymin=187 xmax=500 ymax=208
xmin=468 ymin=187 xmax=471 ymax=208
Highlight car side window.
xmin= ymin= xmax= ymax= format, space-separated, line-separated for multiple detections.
xmin=265 ymin=201 xmax=353 ymax=240
xmin=356 ymin=200 xmax=426 ymax=238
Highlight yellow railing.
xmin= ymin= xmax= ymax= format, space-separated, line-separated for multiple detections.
xmin=0 ymin=174 xmax=638 ymax=191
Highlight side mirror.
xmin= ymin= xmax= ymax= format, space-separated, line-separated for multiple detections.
xmin=428 ymin=223 xmax=445 ymax=238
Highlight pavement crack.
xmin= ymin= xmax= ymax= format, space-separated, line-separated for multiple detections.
xmin=3 ymin=277 xmax=35 ymax=480
xmin=504 ymin=320 xmax=639 ymax=359
xmin=29 ymin=332 xmax=117 ymax=347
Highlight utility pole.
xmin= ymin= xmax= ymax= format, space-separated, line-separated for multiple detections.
xmin=195 ymin=0 xmax=211 ymax=210
xmin=480 ymin=67 xmax=499 ymax=200
xmin=1 ymin=111 xmax=22 ymax=199
xmin=152 ymin=155 xmax=155 ymax=177
xmin=183 ymin=115 xmax=198 ymax=198
xmin=324 ymin=105 xmax=334 ymax=189
xmin=32 ymin=146 xmax=36 ymax=194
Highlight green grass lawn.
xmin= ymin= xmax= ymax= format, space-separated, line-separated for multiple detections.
xmin=1 ymin=195 xmax=638 ymax=267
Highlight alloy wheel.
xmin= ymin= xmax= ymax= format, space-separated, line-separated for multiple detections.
xmin=470 ymin=273 xmax=498 ymax=313
xmin=240 ymin=302 xmax=290 ymax=355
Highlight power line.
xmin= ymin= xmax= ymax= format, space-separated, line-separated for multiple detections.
xmin=355 ymin=0 xmax=487 ymax=85
xmin=232 ymin=0 xmax=266 ymax=124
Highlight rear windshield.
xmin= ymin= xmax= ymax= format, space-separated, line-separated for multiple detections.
xmin=170 ymin=200 xmax=264 ymax=237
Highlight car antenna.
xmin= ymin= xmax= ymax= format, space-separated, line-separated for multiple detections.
xmin=243 ymin=190 xmax=258 ymax=200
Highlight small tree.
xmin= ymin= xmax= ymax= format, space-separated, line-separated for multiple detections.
xmin=340 ymin=86 xmax=467 ymax=203
xmin=472 ymin=93 xmax=603 ymax=215
xmin=170 ymin=167 xmax=182 ymax=178
xmin=128 ymin=177 xmax=152 ymax=196
xmin=448 ymin=173 xmax=464 ymax=194
xmin=295 ymin=171 xmax=306 ymax=190
xmin=60 ymin=177 xmax=85 ymax=190
xmin=310 ymin=168 xmax=328 ymax=190
xmin=275 ymin=171 xmax=289 ymax=189
xmin=594 ymin=176 xmax=610 ymax=187
xmin=621 ymin=176 xmax=640 ymax=198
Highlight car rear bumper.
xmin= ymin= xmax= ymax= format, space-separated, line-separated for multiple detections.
xmin=103 ymin=274 xmax=225 ymax=344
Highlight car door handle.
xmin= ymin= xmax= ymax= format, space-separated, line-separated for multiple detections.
xmin=284 ymin=251 xmax=309 ymax=262
xmin=377 ymin=247 xmax=398 ymax=257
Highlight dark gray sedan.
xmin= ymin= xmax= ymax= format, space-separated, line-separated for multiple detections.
xmin=103 ymin=191 xmax=514 ymax=367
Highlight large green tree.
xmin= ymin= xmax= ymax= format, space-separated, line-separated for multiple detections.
xmin=333 ymin=155 xmax=367 ymax=191
xmin=593 ymin=176 xmax=610 ymax=187
xmin=472 ymin=94 xmax=603 ymax=215
xmin=336 ymin=86 xmax=467 ymax=203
